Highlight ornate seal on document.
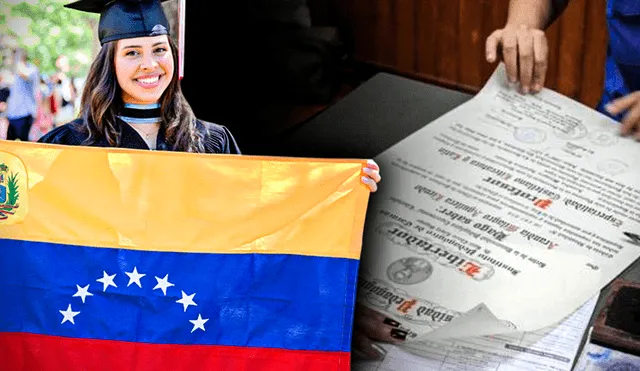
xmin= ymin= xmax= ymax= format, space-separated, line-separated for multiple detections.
xmin=387 ymin=257 xmax=433 ymax=285
xmin=589 ymin=130 xmax=619 ymax=147
xmin=514 ymin=127 xmax=547 ymax=144
xmin=553 ymin=119 xmax=588 ymax=140
xmin=597 ymin=159 xmax=629 ymax=176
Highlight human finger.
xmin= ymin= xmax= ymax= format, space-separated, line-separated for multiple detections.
xmin=501 ymin=31 xmax=519 ymax=84
xmin=361 ymin=176 xmax=378 ymax=192
xmin=354 ymin=308 xmax=405 ymax=343
xmin=365 ymin=159 xmax=379 ymax=170
xmin=485 ymin=29 xmax=502 ymax=63
xmin=516 ymin=26 xmax=534 ymax=93
xmin=363 ymin=167 xmax=381 ymax=183
xmin=531 ymin=29 xmax=548 ymax=92
xmin=607 ymin=93 xmax=640 ymax=136
xmin=606 ymin=94 xmax=637 ymax=117
xmin=621 ymin=103 xmax=640 ymax=138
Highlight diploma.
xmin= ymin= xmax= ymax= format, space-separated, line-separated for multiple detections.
xmin=358 ymin=64 xmax=640 ymax=341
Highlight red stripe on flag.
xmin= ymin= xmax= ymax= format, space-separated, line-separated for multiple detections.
xmin=0 ymin=332 xmax=351 ymax=371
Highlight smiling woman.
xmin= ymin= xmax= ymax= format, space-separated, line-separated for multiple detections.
xmin=38 ymin=0 xmax=241 ymax=154
xmin=35 ymin=0 xmax=381 ymax=192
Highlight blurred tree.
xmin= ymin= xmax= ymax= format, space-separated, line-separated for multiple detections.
xmin=1 ymin=0 xmax=98 ymax=77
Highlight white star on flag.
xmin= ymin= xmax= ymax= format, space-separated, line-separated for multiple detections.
xmin=97 ymin=271 xmax=117 ymax=292
xmin=153 ymin=274 xmax=175 ymax=296
xmin=176 ymin=291 xmax=197 ymax=312
xmin=189 ymin=314 xmax=209 ymax=333
xmin=59 ymin=304 xmax=80 ymax=325
xmin=73 ymin=284 xmax=93 ymax=303
xmin=125 ymin=267 xmax=146 ymax=288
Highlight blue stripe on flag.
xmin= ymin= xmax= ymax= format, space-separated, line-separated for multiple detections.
xmin=0 ymin=239 xmax=359 ymax=352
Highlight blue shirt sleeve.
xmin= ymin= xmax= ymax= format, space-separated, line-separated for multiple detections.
xmin=28 ymin=67 xmax=39 ymax=94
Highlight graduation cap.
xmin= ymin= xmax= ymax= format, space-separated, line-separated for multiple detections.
xmin=65 ymin=0 xmax=185 ymax=78
xmin=64 ymin=0 xmax=171 ymax=45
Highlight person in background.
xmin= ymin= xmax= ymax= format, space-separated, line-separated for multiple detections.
xmin=0 ymin=68 xmax=10 ymax=140
xmin=68 ymin=75 xmax=78 ymax=115
xmin=51 ymin=55 xmax=78 ymax=127
xmin=29 ymin=74 xmax=54 ymax=141
xmin=5 ymin=48 xmax=39 ymax=141
xmin=485 ymin=0 xmax=640 ymax=138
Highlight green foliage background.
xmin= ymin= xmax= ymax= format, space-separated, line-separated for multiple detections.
xmin=1 ymin=0 xmax=98 ymax=76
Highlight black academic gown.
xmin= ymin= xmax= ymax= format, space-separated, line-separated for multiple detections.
xmin=38 ymin=118 xmax=241 ymax=154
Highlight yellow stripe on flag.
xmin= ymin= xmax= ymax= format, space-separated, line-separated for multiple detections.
xmin=0 ymin=141 xmax=370 ymax=260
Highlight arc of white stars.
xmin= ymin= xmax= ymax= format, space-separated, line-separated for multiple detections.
xmin=153 ymin=274 xmax=175 ymax=296
xmin=125 ymin=267 xmax=146 ymax=288
xmin=176 ymin=291 xmax=197 ymax=312
xmin=97 ymin=271 xmax=117 ymax=292
xmin=69 ymin=270 xmax=206 ymax=333
xmin=189 ymin=314 xmax=209 ymax=333
xmin=59 ymin=304 xmax=80 ymax=325
xmin=73 ymin=284 xmax=93 ymax=303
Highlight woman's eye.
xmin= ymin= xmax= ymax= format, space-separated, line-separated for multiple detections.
xmin=125 ymin=50 xmax=139 ymax=57
xmin=154 ymin=48 xmax=167 ymax=54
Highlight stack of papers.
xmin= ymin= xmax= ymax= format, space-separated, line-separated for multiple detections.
xmin=354 ymin=296 xmax=597 ymax=371
xmin=354 ymin=63 xmax=640 ymax=368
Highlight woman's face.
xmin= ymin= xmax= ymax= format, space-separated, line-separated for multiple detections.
xmin=114 ymin=35 xmax=173 ymax=105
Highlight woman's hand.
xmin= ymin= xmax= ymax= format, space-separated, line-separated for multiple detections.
xmin=605 ymin=92 xmax=640 ymax=138
xmin=361 ymin=160 xmax=381 ymax=192
xmin=352 ymin=304 xmax=406 ymax=360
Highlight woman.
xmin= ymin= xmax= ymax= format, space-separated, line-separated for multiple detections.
xmin=40 ymin=0 xmax=381 ymax=191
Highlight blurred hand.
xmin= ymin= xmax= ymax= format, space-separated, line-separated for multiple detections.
xmin=361 ymin=159 xmax=381 ymax=192
xmin=485 ymin=24 xmax=549 ymax=94
xmin=606 ymin=92 xmax=640 ymax=138
xmin=0 ymin=102 xmax=6 ymax=112
xmin=352 ymin=304 xmax=406 ymax=360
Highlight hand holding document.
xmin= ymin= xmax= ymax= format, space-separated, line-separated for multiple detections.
xmin=357 ymin=63 xmax=640 ymax=346
xmin=354 ymin=295 xmax=599 ymax=371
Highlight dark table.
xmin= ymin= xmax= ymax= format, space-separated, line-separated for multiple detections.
xmin=264 ymin=72 xmax=640 ymax=369
xmin=266 ymin=72 xmax=472 ymax=159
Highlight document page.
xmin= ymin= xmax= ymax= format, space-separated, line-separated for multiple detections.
xmin=353 ymin=295 xmax=598 ymax=371
xmin=358 ymin=63 xmax=640 ymax=339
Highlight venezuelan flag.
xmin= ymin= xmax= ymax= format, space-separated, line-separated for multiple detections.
xmin=0 ymin=141 xmax=370 ymax=371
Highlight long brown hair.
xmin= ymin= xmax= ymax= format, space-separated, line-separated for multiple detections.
xmin=79 ymin=37 xmax=204 ymax=152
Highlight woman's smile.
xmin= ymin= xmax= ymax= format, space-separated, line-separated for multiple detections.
xmin=133 ymin=74 xmax=164 ymax=89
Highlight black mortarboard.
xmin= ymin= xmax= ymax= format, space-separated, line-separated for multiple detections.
xmin=64 ymin=0 xmax=171 ymax=45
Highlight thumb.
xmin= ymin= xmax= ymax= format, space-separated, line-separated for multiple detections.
xmin=486 ymin=30 xmax=503 ymax=62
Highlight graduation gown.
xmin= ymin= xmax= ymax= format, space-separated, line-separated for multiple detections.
xmin=38 ymin=118 xmax=241 ymax=154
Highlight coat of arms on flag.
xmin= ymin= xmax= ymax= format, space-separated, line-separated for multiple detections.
xmin=0 ymin=141 xmax=370 ymax=371
xmin=0 ymin=151 xmax=28 ymax=224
